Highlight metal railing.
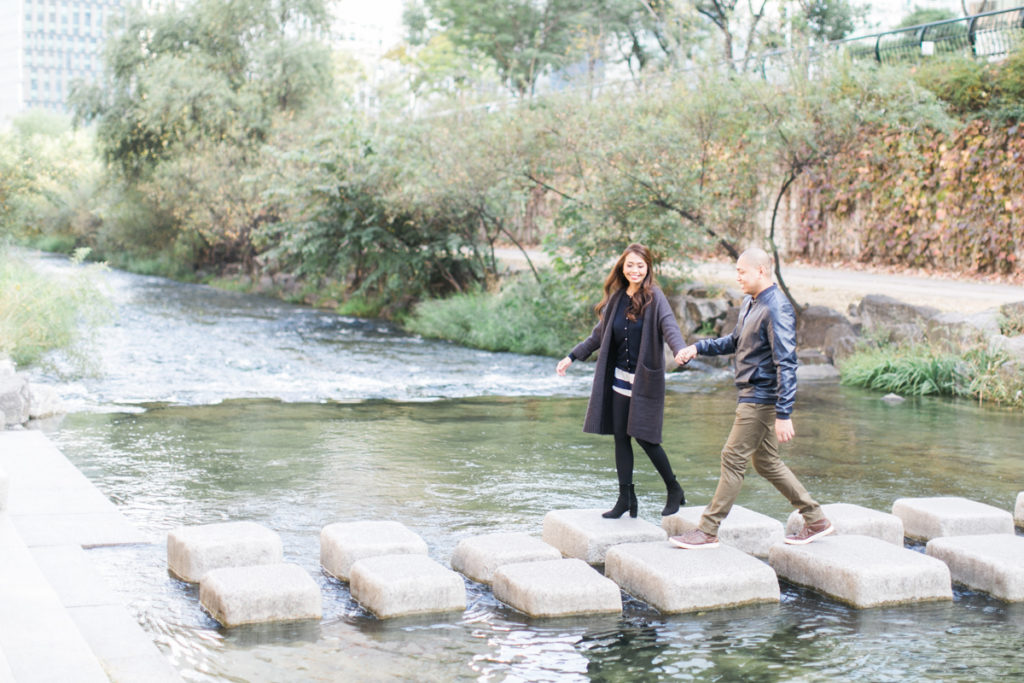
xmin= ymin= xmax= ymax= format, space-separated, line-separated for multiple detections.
xmin=756 ymin=6 xmax=1024 ymax=77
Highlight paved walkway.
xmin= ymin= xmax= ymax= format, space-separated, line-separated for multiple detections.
xmin=0 ymin=430 xmax=182 ymax=682
xmin=494 ymin=248 xmax=1024 ymax=314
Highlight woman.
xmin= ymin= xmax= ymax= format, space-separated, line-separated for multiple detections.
xmin=556 ymin=243 xmax=687 ymax=518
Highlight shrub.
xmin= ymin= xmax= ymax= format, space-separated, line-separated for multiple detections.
xmin=0 ymin=248 xmax=111 ymax=374
xmin=405 ymin=272 xmax=593 ymax=358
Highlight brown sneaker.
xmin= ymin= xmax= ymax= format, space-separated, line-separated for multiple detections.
xmin=669 ymin=529 xmax=719 ymax=549
xmin=784 ymin=519 xmax=834 ymax=545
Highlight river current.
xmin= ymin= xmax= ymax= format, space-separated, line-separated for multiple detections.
xmin=24 ymin=258 xmax=1024 ymax=681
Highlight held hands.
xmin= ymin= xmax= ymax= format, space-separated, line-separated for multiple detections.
xmin=674 ymin=345 xmax=698 ymax=366
xmin=556 ymin=356 xmax=572 ymax=376
xmin=775 ymin=418 xmax=795 ymax=443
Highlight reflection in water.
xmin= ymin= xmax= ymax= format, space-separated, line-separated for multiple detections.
xmin=24 ymin=257 xmax=1024 ymax=681
xmin=53 ymin=390 xmax=1024 ymax=682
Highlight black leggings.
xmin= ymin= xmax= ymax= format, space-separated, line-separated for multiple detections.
xmin=611 ymin=391 xmax=676 ymax=488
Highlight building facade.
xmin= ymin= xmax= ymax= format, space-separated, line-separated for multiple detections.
xmin=0 ymin=0 xmax=124 ymax=122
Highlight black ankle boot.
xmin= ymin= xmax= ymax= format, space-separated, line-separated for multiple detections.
xmin=603 ymin=484 xmax=638 ymax=519
xmin=662 ymin=479 xmax=685 ymax=516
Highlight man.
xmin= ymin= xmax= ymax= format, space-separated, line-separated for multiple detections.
xmin=670 ymin=248 xmax=832 ymax=549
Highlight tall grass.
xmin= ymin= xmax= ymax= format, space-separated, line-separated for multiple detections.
xmin=0 ymin=248 xmax=111 ymax=374
xmin=840 ymin=342 xmax=1022 ymax=409
xmin=405 ymin=274 xmax=592 ymax=358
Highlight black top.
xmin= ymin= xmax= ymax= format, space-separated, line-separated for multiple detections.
xmin=611 ymin=294 xmax=643 ymax=372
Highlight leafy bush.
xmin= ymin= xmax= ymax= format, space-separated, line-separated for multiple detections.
xmin=406 ymin=272 xmax=594 ymax=358
xmin=0 ymin=248 xmax=111 ymax=374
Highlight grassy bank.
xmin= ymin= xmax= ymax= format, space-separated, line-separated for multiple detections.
xmin=0 ymin=248 xmax=110 ymax=374
xmin=405 ymin=273 xmax=594 ymax=358
xmin=840 ymin=342 xmax=1023 ymax=409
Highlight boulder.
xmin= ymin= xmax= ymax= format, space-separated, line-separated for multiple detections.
xmin=991 ymin=335 xmax=1024 ymax=362
xmin=999 ymin=300 xmax=1024 ymax=321
xmin=28 ymin=383 xmax=65 ymax=420
xmin=1016 ymin=492 xmax=1023 ymax=529
xmin=892 ymin=497 xmax=1015 ymax=542
xmin=786 ymin=503 xmax=904 ymax=545
xmin=769 ymin=535 xmax=952 ymax=608
xmin=925 ymin=311 xmax=1000 ymax=347
xmin=199 ymin=563 xmax=322 ymax=627
xmin=823 ymin=322 xmax=859 ymax=365
xmin=662 ymin=504 xmax=784 ymax=558
xmin=349 ymin=554 xmax=466 ymax=619
xmin=542 ymin=509 xmax=667 ymax=565
xmin=926 ymin=534 xmax=1024 ymax=602
xmin=0 ymin=359 xmax=15 ymax=377
xmin=450 ymin=532 xmax=561 ymax=584
xmin=857 ymin=294 xmax=939 ymax=331
xmin=492 ymin=558 xmax=622 ymax=618
xmin=605 ymin=541 xmax=779 ymax=613
xmin=0 ymin=374 xmax=31 ymax=427
xmin=798 ymin=305 xmax=851 ymax=349
xmin=167 ymin=521 xmax=283 ymax=583
xmin=672 ymin=295 xmax=730 ymax=337
xmin=796 ymin=364 xmax=841 ymax=382
xmin=320 ymin=520 xmax=428 ymax=582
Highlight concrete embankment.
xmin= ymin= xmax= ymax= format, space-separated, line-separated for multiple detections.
xmin=0 ymin=430 xmax=181 ymax=683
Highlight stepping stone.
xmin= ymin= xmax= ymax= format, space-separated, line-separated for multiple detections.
xmin=605 ymin=541 xmax=779 ymax=613
xmin=786 ymin=503 xmax=903 ymax=546
xmin=199 ymin=563 xmax=321 ymax=627
xmin=663 ymin=504 xmax=783 ymax=558
xmin=1016 ymin=492 xmax=1023 ymax=529
xmin=167 ymin=521 xmax=282 ymax=583
xmin=926 ymin=534 xmax=1024 ymax=602
xmin=450 ymin=532 xmax=561 ymax=584
xmin=321 ymin=521 xmax=428 ymax=582
xmin=349 ymin=554 xmax=466 ymax=619
xmin=892 ymin=496 xmax=1015 ymax=541
xmin=492 ymin=558 xmax=622 ymax=618
xmin=769 ymin=535 xmax=952 ymax=608
xmin=0 ymin=465 xmax=7 ymax=513
xmin=542 ymin=509 xmax=666 ymax=565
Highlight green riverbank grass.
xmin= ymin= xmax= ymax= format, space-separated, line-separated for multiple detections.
xmin=0 ymin=248 xmax=110 ymax=373
xmin=406 ymin=276 xmax=591 ymax=358
xmin=840 ymin=342 xmax=1022 ymax=409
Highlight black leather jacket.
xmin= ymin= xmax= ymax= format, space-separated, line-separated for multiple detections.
xmin=695 ymin=284 xmax=798 ymax=418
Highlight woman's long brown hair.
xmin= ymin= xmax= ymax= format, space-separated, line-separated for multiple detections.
xmin=594 ymin=243 xmax=656 ymax=322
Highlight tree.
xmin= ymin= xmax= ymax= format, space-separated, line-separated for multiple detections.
xmin=692 ymin=0 xmax=771 ymax=70
xmin=894 ymin=7 xmax=957 ymax=30
xmin=796 ymin=0 xmax=866 ymax=43
xmin=414 ymin=0 xmax=596 ymax=97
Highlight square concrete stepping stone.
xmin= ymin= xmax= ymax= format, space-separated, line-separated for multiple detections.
xmin=199 ymin=563 xmax=322 ymax=627
xmin=769 ymin=535 xmax=952 ymax=608
xmin=1016 ymin=492 xmax=1023 ymax=529
xmin=450 ymin=532 xmax=561 ymax=584
xmin=542 ymin=509 xmax=666 ymax=565
xmin=167 ymin=521 xmax=282 ymax=583
xmin=349 ymin=554 xmax=466 ymax=619
xmin=605 ymin=541 xmax=779 ymax=613
xmin=926 ymin=534 xmax=1024 ymax=602
xmin=786 ymin=503 xmax=903 ymax=546
xmin=492 ymin=558 xmax=622 ymax=618
xmin=892 ymin=496 xmax=1015 ymax=541
xmin=663 ymin=504 xmax=783 ymax=558
xmin=321 ymin=520 xmax=428 ymax=582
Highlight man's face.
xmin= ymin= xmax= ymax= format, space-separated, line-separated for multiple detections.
xmin=735 ymin=257 xmax=763 ymax=295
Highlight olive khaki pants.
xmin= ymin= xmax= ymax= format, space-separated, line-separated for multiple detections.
xmin=698 ymin=402 xmax=824 ymax=536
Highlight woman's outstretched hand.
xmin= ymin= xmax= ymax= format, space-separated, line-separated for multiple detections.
xmin=674 ymin=345 xmax=698 ymax=365
xmin=556 ymin=356 xmax=572 ymax=376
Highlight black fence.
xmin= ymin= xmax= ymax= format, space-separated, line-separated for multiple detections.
xmin=756 ymin=6 xmax=1024 ymax=78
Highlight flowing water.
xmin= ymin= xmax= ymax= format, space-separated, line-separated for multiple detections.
xmin=24 ymin=258 xmax=1024 ymax=681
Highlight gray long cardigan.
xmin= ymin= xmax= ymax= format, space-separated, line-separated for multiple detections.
xmin=570 ymin=286 xmax=686 ymax=444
